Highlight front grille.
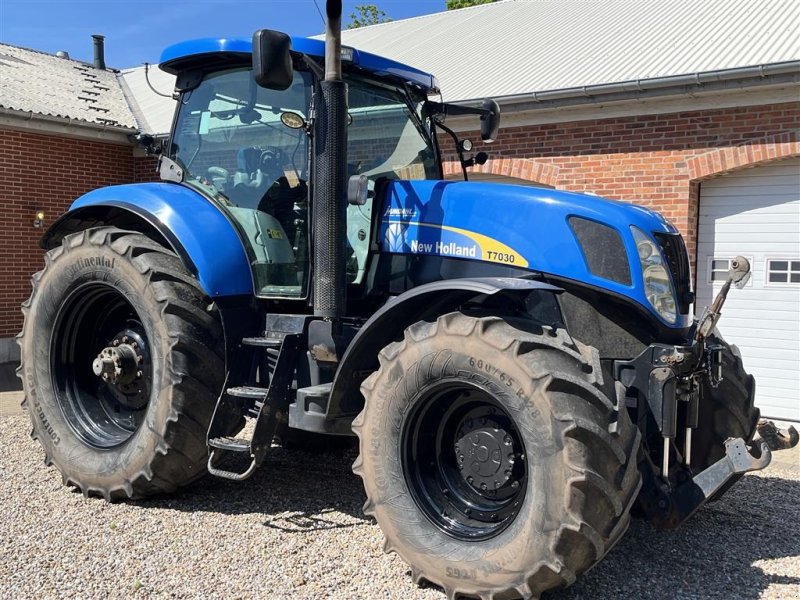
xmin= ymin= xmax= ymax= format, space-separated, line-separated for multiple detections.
xmin=653 ymin=232 xmax=693 ymax=314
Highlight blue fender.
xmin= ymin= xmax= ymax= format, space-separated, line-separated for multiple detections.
xmin=45 ymin=183 xmax=253 ymax=297
xmin=323 ymin=277 xmax=563 ymax=425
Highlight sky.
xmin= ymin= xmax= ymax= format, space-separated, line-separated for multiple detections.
xmin=0 ymin=0 xmax=445 ymax=68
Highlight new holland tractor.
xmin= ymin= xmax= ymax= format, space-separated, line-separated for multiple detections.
xmin=18 ymin=3 xmax=797 ymax=599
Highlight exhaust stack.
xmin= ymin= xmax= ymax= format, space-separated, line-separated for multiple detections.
xmin=92 ymin=34 xmax=106 ymax=70
xmin=312 ymin=0 xmax=348 ymax=319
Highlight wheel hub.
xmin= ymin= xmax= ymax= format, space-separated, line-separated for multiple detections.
xmin=456 ymin=408 xmax=517 ymax=493
xmin=91 ymin=329 xmax=149 ymax=410
xmin=402 ymin=384 xmax=528 ymax=541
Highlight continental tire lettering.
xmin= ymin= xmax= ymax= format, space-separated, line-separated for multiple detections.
xmin=66 ymin=256 xmax=116 ymax=280
xmin=31 ymin=396 xmax=60 ymax=445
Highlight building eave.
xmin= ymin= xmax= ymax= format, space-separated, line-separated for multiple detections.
xmin=0 ymin=106 xmax=137 ymax=144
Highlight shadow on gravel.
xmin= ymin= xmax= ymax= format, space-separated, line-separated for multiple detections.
xmin=140 ymin=444 xmax=372 ymax=531
xmin=136 ymin=443 xmax=799 ymax=599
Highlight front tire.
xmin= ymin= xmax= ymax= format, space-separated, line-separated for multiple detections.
xmin=691 ymin=334 xmax=759 ymax=500
xmin=19 ymin=227 xmax=234 ymax=500
xmin=353 ymin=312 xmax=641 ymax=600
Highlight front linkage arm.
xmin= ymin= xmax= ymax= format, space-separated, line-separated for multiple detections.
xmin=616 ymin=255 xmax=798 ymax=529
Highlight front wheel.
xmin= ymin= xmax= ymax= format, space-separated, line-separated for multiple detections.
xmin=19 ymin=227 xmax=237 ymax=500
xmin=353 ymin=312 xmax=641 ymax=600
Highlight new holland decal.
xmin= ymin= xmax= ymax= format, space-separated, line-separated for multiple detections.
xmin=383 ymin=221 xmax=528 ymax=267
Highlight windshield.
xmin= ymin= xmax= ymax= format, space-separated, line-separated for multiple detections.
xmin=169 ymin=66 xmax=437 ymax=296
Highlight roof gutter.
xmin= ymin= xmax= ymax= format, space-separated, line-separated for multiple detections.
xmin=0 ymin=106 xmax=137 ymax=134
xmin=0 ymin=106 xmax=137 ymax=143
xmin=456 ymin=61 xmax=800 ymax=109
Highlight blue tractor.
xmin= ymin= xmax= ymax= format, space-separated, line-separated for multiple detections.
xmin=19 ymin=4 xmax=797 ymax=599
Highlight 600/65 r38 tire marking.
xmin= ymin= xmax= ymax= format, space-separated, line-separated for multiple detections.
xmin=18 ymin=227 xmax=241 ymax=500
xmin=353 ymin=312 xmax=641 ymax=600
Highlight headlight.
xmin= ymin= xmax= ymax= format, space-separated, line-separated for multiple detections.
xmin=631 ymin=226 xmax=677 ymax=324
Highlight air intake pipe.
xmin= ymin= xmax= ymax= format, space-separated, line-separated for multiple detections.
xmin=312 ymin=0 xmax=348 ymax=320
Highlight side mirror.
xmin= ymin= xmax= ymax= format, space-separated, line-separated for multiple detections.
xmin=252 ymin=29 xmax=293 ymax=90
xmin=480 ymin=98 xmax=501 ymax=143
xmin=134 ymin=133 xmax=163 ymax=156
xmin=347 ymin=174 xmax=372 ymax=206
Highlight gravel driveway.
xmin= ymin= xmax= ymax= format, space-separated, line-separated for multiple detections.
xmin=1 ymin=414 xmax=798 ymax=599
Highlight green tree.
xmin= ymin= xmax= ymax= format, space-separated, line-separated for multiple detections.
xmin=446 ymin=0 xmax=497 ymax=9
xmin=346 ymin=4 xmax=393 ymax=28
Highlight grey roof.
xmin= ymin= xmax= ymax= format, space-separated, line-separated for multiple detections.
xmin=0 ymin=43 xmax=137 ymax=130
xmin=339 ymin=0 xmax=800 ymax=102
xmin=119 ymin=65 xmax=177 ymax=136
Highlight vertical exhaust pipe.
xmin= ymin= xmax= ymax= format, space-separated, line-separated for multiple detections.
xmin=92 ymin=34 xmax=106 ymax=70
xmin=313 ymin=0 xmax=348 ymax=319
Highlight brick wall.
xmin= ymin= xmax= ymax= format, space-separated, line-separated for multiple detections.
xmin=4 ymin=101 xmax=798 ymax=339
xmin=0 ymin=128 xmax=135 ymax=338
xmin=445 ymin=101 xmax=800 ymax=266
xmin=134 ymin=155 xmax=160 ymax=182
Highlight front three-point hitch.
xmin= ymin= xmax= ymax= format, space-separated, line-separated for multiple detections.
xmin=616 ymin=255 xmax=798 ymax=528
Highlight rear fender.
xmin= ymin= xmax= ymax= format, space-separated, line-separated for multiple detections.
xmin=327 ymin=277 xmax=563 ymax=420
xmin=41 ymin=183 xmax=253 ymax=297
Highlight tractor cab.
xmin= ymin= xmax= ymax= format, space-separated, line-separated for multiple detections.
xmin=160 ymin=37 xmax=441 ymax=298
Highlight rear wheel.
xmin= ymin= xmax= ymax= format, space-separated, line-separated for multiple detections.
xmin=353 ymin=312 xmax=641 ymax=599
xmin=19 ymin=227 xmax=238 ymax=500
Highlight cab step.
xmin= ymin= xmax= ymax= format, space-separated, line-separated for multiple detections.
xmin=206 ymin=333 xmax=302 ymax=481
xmin=242 ymin=336 xmax=283 ymax=348
xmin=208 ymin=436 xmax=250 ymax=453
xmin=227 ymin=386 xmax=269 ymax=399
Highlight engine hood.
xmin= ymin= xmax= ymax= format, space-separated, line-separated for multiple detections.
xmin=378 ymin=179 xmax=689 ymax=328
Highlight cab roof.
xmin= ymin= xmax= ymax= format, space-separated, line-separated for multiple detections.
xmin=159 ymin=36 xmax=439 ymax=93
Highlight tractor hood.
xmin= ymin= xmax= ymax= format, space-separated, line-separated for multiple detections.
xmin=378 ymin=179 xmax=690 ymax=328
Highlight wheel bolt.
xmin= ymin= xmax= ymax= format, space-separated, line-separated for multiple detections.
xmin=467 ymin=476 xmax=473 ymax=484
xmin=511 ymin=481 xmax=520 ymax=489
xmin=136 ymin=371 xmax=143 ymax=378
xmin=480 ymin=483 xmax=487 ymax=491
xmin=504 ymin=435 xmax=513 ymax=445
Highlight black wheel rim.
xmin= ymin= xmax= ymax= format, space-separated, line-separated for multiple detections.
xmin=50 ymin=282 xmax=152 ymax=449
xmin=402 ymin=382 xmax=527 ymax=541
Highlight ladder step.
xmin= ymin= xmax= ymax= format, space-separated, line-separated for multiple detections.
xmin=227 ymin=386 xmax=269 ymax=399
xmin=208 ymin=436 xmax=251 ymax=453
xmin=242 ymin=336 xmax=284 ymax=348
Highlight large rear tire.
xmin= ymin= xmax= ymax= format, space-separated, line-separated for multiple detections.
xmin=18 ymin=227 xmax=237 ymax=500
xmin=353 ymin=312 xmax=641 ymax=600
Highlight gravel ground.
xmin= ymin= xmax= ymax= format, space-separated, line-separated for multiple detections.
xmin=1 ymin=414 xmax=798 ymax=600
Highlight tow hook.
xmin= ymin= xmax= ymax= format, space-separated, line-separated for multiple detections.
xmin=756 ymin=419 xmax=800 ymax=451
xmin=692 ymin=438 xmax=772 ymax=501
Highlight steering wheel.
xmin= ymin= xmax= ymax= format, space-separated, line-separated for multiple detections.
xmin=259 ymin=147 xmax=284 ymax=181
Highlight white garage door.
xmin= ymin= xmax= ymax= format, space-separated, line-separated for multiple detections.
xmin=695 ymin=157 xmax=800 ymax=422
